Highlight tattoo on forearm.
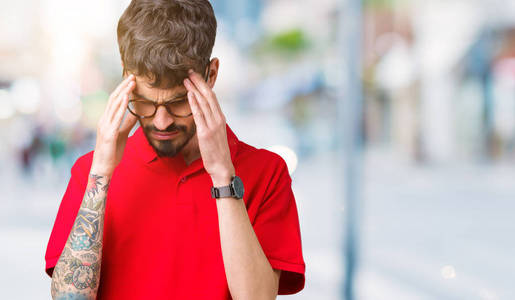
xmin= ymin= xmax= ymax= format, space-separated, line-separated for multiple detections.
xmin=86 ymin=174 xmax=109 ymax=199
xmin=70 ymin=208 xmax=101 ymax=251
xmin=52 ymin=173 xmax=109 ymax=299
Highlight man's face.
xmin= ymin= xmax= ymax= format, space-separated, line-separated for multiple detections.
xmin=130 ymin=75 xmax=196 ymax=158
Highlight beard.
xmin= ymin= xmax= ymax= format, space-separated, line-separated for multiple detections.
xmin=140 ymin=121 xmax=196 ymax=158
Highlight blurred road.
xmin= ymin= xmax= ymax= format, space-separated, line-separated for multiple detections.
xmin=358 ymin=150 xmax=515 ymax=300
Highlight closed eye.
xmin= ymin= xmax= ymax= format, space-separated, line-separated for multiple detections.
xmin=129 ymin=98 xmax=151 ymax=103
xmin=166 ymin=98 xmax=187 ymax=105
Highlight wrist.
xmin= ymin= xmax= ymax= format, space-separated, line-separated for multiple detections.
xmin=91 ymin=154 xmax=114 ymax=177
xmin=211 ymin=175 xmax=233 ymax=187
xmin=90 ymin=164 xmax=114 ymax=178
xmin=211 ymin=172 xmax=235 ymax=187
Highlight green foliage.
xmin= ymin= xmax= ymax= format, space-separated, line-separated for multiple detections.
xmin=364 ymin=0 xmax=407 ymax=9
xmin=254 ymin=28 xmax=310 ymax=59
xmin=269 ymin=29 xmax=309 ymax=52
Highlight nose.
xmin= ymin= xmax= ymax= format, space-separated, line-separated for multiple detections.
xmin=152 ymin=105 xmax=175 ymax=131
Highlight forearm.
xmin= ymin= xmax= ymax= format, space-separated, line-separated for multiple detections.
xmin=215 ymin=196 xmax=279 ymax=300
xmin=51 ymin=173 xmax=110 ymax=300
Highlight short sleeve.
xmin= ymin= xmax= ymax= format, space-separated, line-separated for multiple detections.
xmin=44 ymin=157 xmax=90 ymax=277
xmin=252 ymin=153 xmax=305 ymax=295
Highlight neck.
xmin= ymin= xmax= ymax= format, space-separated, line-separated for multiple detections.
xmin=182 ymin=150 xmax=200 ymax=166
xmin=180 ymin=135 xmax=201 ymax=166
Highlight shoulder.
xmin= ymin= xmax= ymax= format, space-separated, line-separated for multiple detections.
xmin=70 ymin=150 xmax=94 ymax=177
xmin=69 ymin=128 xmax=142 ymax=176
xmin=237 ymin=140 xmax=287 ymax=165
xmin=235 ymin=141 xmax=290 ymax=182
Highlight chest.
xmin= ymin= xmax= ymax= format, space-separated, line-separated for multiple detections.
xmin=96 ymin=168 xmax=234 ymax=298
xmin=104 ymin=167 xmax=220 ymax=243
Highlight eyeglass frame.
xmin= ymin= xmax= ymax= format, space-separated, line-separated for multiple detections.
xmin=127 ymin=59 xmax=211 ymax=119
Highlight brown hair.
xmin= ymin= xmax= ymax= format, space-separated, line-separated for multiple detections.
xmin=117 ymin=0 xmax=217 ymax=88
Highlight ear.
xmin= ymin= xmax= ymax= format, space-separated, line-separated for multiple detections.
xmin=207 ymin=57 xmax=219 ymax=89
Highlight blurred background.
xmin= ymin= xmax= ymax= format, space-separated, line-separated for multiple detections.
xmin=1 ymin=0 xmax=514 ymax=299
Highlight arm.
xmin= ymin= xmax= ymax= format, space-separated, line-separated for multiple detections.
xmin=214 ymin=175 xmax=281 ymax=300
xmin=51 ymin=174 xmax=110 ymax=299
xmin=184 ymin=69 xmax=281 ymax=300
xmin=50 ymin=74 xmax=137 ymax=299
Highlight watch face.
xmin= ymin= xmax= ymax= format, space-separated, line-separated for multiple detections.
xmin=232 ymin=176 xmax=245 ymax=199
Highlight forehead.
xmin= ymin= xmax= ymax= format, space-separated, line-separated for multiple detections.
xmin=133 ymin=75 xmax=187 ymax=98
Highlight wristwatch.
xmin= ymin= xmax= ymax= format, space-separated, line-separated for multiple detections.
xmin=211 ymin=175 xmax=245 ymax=199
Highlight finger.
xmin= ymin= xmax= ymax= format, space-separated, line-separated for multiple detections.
xmin=111 ymin=81 xmax=135 ymax=127
xmin=187 ymin=70 xmax=212 ymax=99
xmin=112 ymin=74 xmax=135 ymax=100
xmin=112 ymin=91 xmax=130 ymax=130
xmin=110 ymin=81 xmax=135 ymax=122
xmin=184 ymin=78 xmax=215 ymax=126
xmin=105 ymin=78 xmax=133 ymax=121
xmin=187 ymin=91 xmax=208 ymax=131
xmin=108 ymin=78 xmax=134 ymax=116
xmin=187 ymin=70 xmax=224 ymax=123
xmin=105 ymin=75 xmax=135 ymax=116
xmin=119 ymin=109 xmax=138 ymax=136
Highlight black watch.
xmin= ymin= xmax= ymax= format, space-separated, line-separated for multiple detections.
xmin=211 ymin=175 xmax=244 ymax=199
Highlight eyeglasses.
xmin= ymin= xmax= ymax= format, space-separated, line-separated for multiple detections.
xmin=127 ymin=61 xmax=211 ymax=119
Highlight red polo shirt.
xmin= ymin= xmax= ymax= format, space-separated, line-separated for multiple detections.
xmin=45 ymin=124 xmax=305 ymax=299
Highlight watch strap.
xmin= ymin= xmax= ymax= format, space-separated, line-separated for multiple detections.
xmin=211 ymin=185 xmax=234 ymax=198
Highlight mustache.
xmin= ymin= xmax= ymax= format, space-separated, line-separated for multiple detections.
xmin=144 ymin=123 xmax=186 ymax=133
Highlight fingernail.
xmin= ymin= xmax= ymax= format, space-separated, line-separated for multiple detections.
xmin=188 ymin=69 xmax=193 ymax=74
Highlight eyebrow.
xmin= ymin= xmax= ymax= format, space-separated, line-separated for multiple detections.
xmin=131 ymin=92 xmax=188 ymax=103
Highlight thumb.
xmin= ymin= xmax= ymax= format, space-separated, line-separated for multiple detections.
xmin=119 ymin=111 xmax=138 ymax=136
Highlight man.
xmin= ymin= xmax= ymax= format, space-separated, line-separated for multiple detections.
xmin=45 ymin=0 xmax=305 ymax=299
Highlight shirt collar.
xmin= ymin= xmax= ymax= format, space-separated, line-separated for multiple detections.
xmin=133 ymin=123 xmax=239 ymax=175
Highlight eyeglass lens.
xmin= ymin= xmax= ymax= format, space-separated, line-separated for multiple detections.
xmin=128 ymin=98 xmax=190 ymax=118
xmin=127 ymin=62 xmax=210 ymax=118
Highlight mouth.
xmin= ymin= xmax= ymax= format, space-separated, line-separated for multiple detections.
xmin=151 ymin=130 xmax=179 ymax=140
